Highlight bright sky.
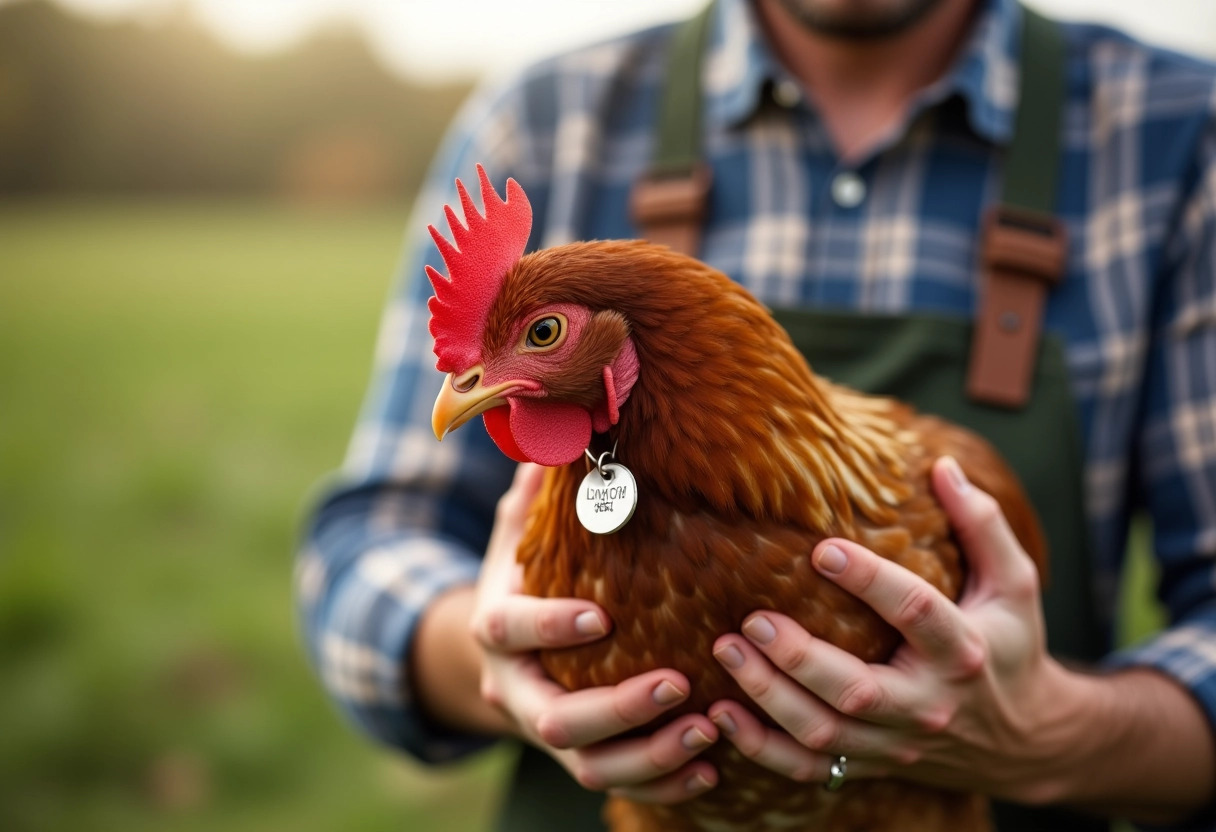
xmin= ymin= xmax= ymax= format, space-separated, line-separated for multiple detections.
xmin=21 ymin=0 xmax=1216 ymax=82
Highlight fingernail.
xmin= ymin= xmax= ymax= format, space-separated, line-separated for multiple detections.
xmin=653 ymin=681 xmax=687 ymax=706
xmin=686 ymin=772 xmax=712 ymax=793
xmin=681 ymin=726 xmax=712 ymax=750
xmin=743 ymin=615 xmax=776 ymax=645
xmin=574 ymin=610 xmax=606 ymax=636
xmin=944 ymin=456 xmax=971 ymax=494
xmin=711 ymin=712 xmax=737 ymax=736
xmin=815 ymin=544 xmax=847 ymax=575
xmin=713 ymin=644 xmax=745 ymax=669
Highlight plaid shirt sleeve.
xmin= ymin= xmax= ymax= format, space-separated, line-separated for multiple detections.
xmin=1105 ymin=104 xmax=1216 ymax=765
xmin=294 ymin=76 xmax=544 ymax=762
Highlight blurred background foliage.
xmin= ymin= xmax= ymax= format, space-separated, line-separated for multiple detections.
xmin=0 ymin=0 xmax=1172 ymax=830
xmin=0 ymin=0 xmax=469 ymax=199
xmin=0 ymin=1 xmax=515 ymax=831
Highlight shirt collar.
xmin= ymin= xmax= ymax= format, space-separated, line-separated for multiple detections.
xmin=703 ymin=0 xmax=1022 ymax=146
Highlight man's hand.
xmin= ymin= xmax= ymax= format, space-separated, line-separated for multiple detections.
xmin=706 ymin=456 xmax=1214 ymax=820
xmin=703 ymin=457 xmax=1097 ymax=800
xmin=469 ymin=463 xmax=719 ymax=803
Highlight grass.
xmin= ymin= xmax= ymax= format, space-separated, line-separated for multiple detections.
xmin=0 ymin=198 xmax=1167 ymax=832
xmin=0 ymin=199 xmax=511 ymax=832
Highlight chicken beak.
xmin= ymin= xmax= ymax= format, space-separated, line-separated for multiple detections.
xmin=432 ymin=366 xmax=522 ymax=440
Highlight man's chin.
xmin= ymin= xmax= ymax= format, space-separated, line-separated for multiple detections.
xmin=772 ymin=0 xmax=949 ymax=40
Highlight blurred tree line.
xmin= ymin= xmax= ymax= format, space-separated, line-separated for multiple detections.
xmin=0 ymin=0 xmax=472 ymax=200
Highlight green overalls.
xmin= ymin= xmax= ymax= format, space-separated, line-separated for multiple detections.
xmin=496 ymin=4 xmax=1108 ymax=830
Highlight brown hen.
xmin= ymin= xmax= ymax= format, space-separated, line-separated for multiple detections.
xmin=427 ymin=168 xmax=1045 ymax=832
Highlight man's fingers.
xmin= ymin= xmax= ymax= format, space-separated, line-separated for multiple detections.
xmin=533 ymin=669 xmax=691 ymax=749
xmin=473 ymin=595 xmax=610 ymax=651
xmin=606 ymin=761 xmax=718 ymax=804
xmin=739 ymin=612 xmax=925 ymax=727
xmin=487 ymin=650 xmax=569 ymax=736
xmin=575 ymin=714 xmax=718 ymax=789
xmin=931 ymin=456 xmax=1041 ymax=601
xmin=708 ymin=701 xmax=842 ymax=783
xmin=811 ymin=539 xmax=982 ymax=676
xmin=712 ymin=635 xmax=891 ymax=759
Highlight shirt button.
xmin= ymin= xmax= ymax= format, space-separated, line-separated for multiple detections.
xmin=831 ymin=171 xmax=866 ymax=208
xmin=773 ymin=80 xmax=802 ymax=108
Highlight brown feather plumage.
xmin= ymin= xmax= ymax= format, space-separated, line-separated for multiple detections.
xmin=494 ymin=241 xmax=1045 ymax=831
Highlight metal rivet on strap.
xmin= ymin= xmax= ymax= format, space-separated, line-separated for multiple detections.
xmin=999 ymin=311 xmax=1022 ymax=333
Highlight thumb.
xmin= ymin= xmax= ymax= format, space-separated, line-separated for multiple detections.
xmin=499 ymin=462 xmax=546 ymax=522
xmin=485 ymin=463 xmax=547 ymax=579
xmin=514 ymin=461 xmax=546 ymax=500
xmin=931 ymin=456 xmax=1040 ymax=601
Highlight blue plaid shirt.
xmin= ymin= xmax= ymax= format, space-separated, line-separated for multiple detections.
xmin=298 ymin=0 xmax=1216 ymax=794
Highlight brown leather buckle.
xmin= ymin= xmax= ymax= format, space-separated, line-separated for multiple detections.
xmin=967 ymin=205 xmax=1069 ymax=409
xmin=631 ymin=164 xmax=712 ymax=224
xmin=982 ymin=206 xmax=1067 ymax=284
xmin=630 ymin=164 xmax=712 ymax=257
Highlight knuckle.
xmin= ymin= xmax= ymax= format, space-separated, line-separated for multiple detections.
xmin=612 ymin=689 xmax=653 ymax=727
xmin=969 ymin=493 xmax=1002 ymax=527
xmin=798 ymin=719 xmax=839 ymax=752
xmin=733 ymin=731 xmax=765 ymax=759
xmin=837 ymin=679 xmax=882 ymax=718
xmin=916 ymin=705 xmax=955 ymax=735
xmin=479 ymin=673 xmax=502 ymax=708
xmin=954 ymin=634 xmax=989 ymax=678
xmin=743 ymin=673 xmax=775 ymax=703
xmin=1008 ymin=560 xmax=1041 ymax=600
xmin=790 ymin=764 xmax=818 ymax=783
xmin=646 ymin=735 xmax=680 ymax=772
xmin=480 ymin=609 xmax=507 ymax=647
xmin=535 ymin=713 xmax=571 ymax=749
xmin=536 ymin=608 xmax=563 ymax=645
xmin=850 ymin=559 xmax=880 ymax=594
xmin=894 ymin=589 xmax=938 ymax=632
xmin=779 ymin=642 xmax=813 ymax=678
xmin=571 ymin=761 xmax=604 ymax=791
xmin=892 ymin=746 xmax=923 ymax=767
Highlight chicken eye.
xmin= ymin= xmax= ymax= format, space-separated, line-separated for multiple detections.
xmin=527 ymin=316 xmax=563 ymax=348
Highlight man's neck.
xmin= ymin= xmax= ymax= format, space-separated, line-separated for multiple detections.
xmin=754 ymin=0 xmax=978 ymax=163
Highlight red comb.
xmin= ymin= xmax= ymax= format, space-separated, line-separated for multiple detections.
xmin=426 ymin=164 xmax=533 ymax=373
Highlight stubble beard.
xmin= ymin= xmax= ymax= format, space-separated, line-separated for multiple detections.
xmin=772 ymin=0 xmax=950 ymax=40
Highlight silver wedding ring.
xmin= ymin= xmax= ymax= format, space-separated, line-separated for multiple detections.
xmin=824 ymin=755 xmax=848 ymax=792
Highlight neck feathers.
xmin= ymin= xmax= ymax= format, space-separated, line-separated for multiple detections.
xmin=610 ymin=258 xmax=912 ymax=534
xmin=622 ymin=356 xmax=912 ymax=534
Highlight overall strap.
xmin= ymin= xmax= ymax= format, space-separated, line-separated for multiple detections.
xmin=633 ymin=3 xmax=1069 ymax=409
xmin=629 ymin=1 xmax=714 ymax=257
xmin=966 ymin=7 xmax=1069 ymax=408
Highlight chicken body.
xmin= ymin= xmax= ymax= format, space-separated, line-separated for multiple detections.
xmin=428 ymin=204 xmax=1045 ymax=831
xmin=495 ymin=243 xmax=1045 ymax=832
xmin=520 ymin=409 xmax=1010 ymax=831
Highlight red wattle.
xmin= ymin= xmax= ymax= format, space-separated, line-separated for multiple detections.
xmin=510 ymin=398 xmax=592 ymax=467
xmin=483 ymin=406 xmax=529 ymax=463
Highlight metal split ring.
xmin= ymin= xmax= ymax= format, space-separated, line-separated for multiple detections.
xmin=824 ymin=755 xmax=848 ymax=792
xmin=583 ymin=440 xmax=620 ymax=480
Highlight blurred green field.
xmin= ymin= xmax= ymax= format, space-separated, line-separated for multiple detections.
xmin=0 ymin=200 xmax=512 ymax=832
xmin=0 ymin=199 xmax=1165 ymax=832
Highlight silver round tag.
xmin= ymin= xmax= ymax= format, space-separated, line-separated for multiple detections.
xmin=576 ymin=462 xmax=638 ymax=535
